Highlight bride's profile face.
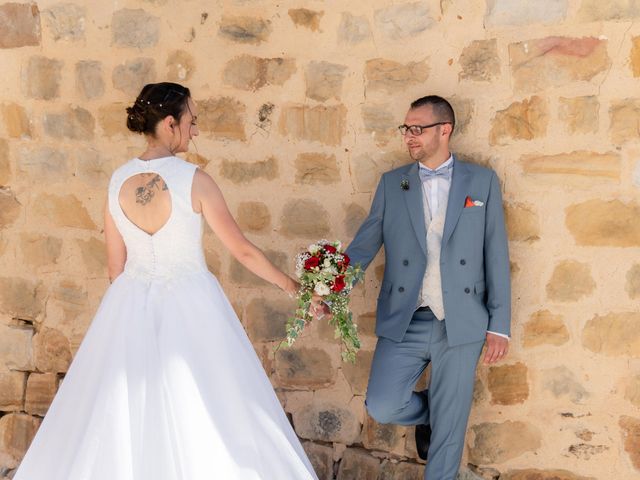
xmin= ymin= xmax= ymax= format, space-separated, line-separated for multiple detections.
xmin=173 ymin=97 xmax=199 ymax=153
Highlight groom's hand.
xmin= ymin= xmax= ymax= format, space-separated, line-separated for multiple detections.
xmin=483 ymin=333 xmax=509 ymax=365
xmin=310 ymin=295 xmax=330 ymax=320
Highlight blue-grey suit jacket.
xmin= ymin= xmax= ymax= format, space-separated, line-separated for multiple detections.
xmin=345 ymin=156 xmax=511 ymax=347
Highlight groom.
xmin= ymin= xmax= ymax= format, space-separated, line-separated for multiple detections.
xmin=345 ymin=96 xmax=511 ymax=479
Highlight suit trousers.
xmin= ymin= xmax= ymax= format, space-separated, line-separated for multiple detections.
xmin=365 ymin=309 xmax=484 ymax=480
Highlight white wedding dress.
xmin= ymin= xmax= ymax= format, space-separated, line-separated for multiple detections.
xmin=15 ymin=156 xmax=318 ymax=480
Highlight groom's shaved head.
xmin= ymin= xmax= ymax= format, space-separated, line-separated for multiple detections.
xmin=410 ymin=96 xmax=455 ymax=134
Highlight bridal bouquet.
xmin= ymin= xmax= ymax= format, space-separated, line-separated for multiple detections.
xmin=282 ymin=240 xmax=364 ymax=363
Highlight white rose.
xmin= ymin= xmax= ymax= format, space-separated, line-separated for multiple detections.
xmin=314 ymin=282 xmax=330 ymax=296
xmin=309 ymin=244 xmax=320 ymax=255
xmin=323 ymin=258 xmax=331 ymax=268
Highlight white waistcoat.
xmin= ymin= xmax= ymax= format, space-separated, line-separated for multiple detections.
xmin=419 ymin=185 xmax=448 ymax=320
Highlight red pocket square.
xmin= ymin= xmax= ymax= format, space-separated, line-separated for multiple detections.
xmin=464 ymin=196 xmax=475 ymax=208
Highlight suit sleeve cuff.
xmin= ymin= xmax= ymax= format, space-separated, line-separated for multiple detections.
xmin=487 ymin=330 xmax=510 ymax=340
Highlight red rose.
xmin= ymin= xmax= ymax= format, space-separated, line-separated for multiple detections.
xmin=305 ymin=256 xmax=320 ymax=270
xmin=331 ymin=275 xmax=346 ymax=292
xmin=342 ymin=254 xmax=350 ymax=266
xmin=324 ymin=245 xmax=337 ymax=254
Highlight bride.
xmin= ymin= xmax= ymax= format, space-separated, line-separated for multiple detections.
xmin=14 ymin=82 xmax=318 ymax=480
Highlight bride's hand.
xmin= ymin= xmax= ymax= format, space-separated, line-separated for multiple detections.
xmin=310 ymin=295 xmax=330 ymax=320
xmin=282 ymin=277 xmax=300 ymax=298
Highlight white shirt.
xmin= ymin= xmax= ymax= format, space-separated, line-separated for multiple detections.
xmin=419 ymin=156 xmax=509 ymax=341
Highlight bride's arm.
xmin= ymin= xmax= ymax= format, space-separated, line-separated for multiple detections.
xmin=104 ymin=200 xmax=127 ymax=282
xmin=192 ymin=168 xmax=297 ymax=296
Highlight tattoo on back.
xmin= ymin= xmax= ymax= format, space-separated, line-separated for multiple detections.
xmin=135 ymin=175 xmax=168 ymax=205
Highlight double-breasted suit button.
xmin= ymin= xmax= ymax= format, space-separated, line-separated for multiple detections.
xmin=464 ymin=287 xmax=470 ymax=293
xmin=398 ymin=287 xmax=405 ymax=292
xmin=403 ymin=260 xmax=409 ymax=266
xmin=460 ymin=259 xmax=466 ymax=265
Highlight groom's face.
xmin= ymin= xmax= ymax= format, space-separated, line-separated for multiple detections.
xmin=403 ymin=105 xmax=445 ymax=162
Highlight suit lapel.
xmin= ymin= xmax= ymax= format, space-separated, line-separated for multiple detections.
xmin=442 ymin=157 xmax=471 ymax=247
xmin=402 ymin=162 xmax=427 ymax=254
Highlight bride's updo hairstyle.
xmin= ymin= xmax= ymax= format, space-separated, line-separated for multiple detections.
xmin=126 ymin=82 xmax=191 ymax=135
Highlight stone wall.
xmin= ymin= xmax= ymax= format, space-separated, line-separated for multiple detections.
xmin=1 ymin=1 xmax=639 ymax=479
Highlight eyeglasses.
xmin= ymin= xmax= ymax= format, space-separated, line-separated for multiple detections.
xmin=398 ymin=122 xmax=451 ymax=136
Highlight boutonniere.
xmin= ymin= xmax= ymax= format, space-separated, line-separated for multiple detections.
xmin=400 ymin=179 xmax=409 ymax=191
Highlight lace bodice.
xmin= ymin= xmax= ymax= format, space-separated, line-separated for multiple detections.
xmin=108 ymin=156 xmax=207 ymax=281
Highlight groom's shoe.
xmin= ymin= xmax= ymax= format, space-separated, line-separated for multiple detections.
xmin=415 ymin=391 xmax=431 ymax=460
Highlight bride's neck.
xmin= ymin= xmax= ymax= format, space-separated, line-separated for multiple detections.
xmin=139 ymin=137 xmax=175 ymax=160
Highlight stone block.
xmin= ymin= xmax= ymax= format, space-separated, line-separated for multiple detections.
xmin=76 ymin=237 xmax=106 ymax=275
xmin=112 ymin=9 xmax=159 ymax=48
xmin=17 ymin=145 xmax=69 ymax=181
xmin=469 ymin=421 xmax=541 ymax=464
xmin=25 ymin=372 xmax=57 ymax=416
xmin=0 ymin=372 xmax=25 ymax=411
xmin=509 ymin=37 xmax=609 ymax=93
xmin=199 ymin=97 xmax=246 ymax=141
xmin=578 ymin=0 xmax=640 ymax=21
xmin=219 ymin=15 xmax=271 ymax=44
xmin=504 ymin=202 xmax=539 ymax=242
xmin=279 ymin=104 xmax=346 ymax=146
xmin=0 ymin=188 xmax=20 ymax=228
xmin=294 ymin=401 xmax=360 ymax=444
xmin=43 ymin=106 xmax=95 ymax=140
xmin=244 ymin=297 xmax=291 ymax=342
xmin=237 ymin=201 xmax=271 ymax=232
xmin=98 ymin=103 xmax=128 ymax=137
xmin=522 ymin=310 xmax=569 ymax=348
xmin=33 ymin=327 xmax=71 ymax=373
xmin=374 ymin=2 xmax=433 ymax=40
xmin=625 ymin=376 xmax=640 ymax=407
xmin=306 ymin=61 xmax=347 ymax=101
xmin=295 ymin=153 xmax=339 ymax=185
xmin=337 ymin=448 xmax=379 ymax=479
xmin=487 ymin=362 xmax=529 ymax=405
xmin=559 ymin=96 xmax=599 ymax=134
xmin=582 ymin=312 xmax=640 ymax=357
xmin=626 ymin=264 xmax=640 ymax=299
xmin=362 ymin=413 xmax=404 ymax=452
xmin=220 ymin=156 xmax=277 ymax=183
xmin=365 ymin=58 xmax=429 ymax=93
xmin=223 ymin=55 xmax=295 ymax=91
xmin=522 ymin=151 xmax=619 ymax=180
xmin=565 ymin=200 xmax=640 ymax=247
xmin=379 ymin=461 xmax=423 ymax=480
xmin=361 ymin=104 xmax=396 ymax=145
xmin=280 ymin=199 xmax=330 ymax=238
xmin=43 ymin=3 xmax=85 ymax=41
xmin=75 ymin=148 xmax=111 ymax=185
xmin=20 ymin=233 xmax=62 ymax=268
xmin=0 ymin=2 xmax=41 ymax=48
xmin=76 ymin=61 xmax=104 ymax=99
xmin=546 ymin=260 xmax=595 ymax=302
xmin=288 ymin=8 xmax=323 ymax=31
xmin=610 ymin=98 xmax=640 ymax=145
xmin=344 ymin=203 xmax=366 ymax=238
xmin=229 ymin=249 xmax=286 ymax=286
xmin=0 ymin=414 xmax=41 ymax=465
xmin=489 ymin=96 xmax=548 ymax=145
xmin=33 ymin=193 xmax=96 ymax=230
xmin=22 ymin=56 xmax=62 ymax=100
xmin=53 ymin=280 xmax=87 ymax=306
xmin=302 ymin=441 xmax=333 ymax=480
xmin=459 ymin=39 xmax=500 ymax=82
xmin=275 ymin=347 xmax=335 ymax=389
xmin=166 ymin=50 xmax=195 ymax=82
xmin=631 ymin=36 xmax=640 ymax=77
xmin=485 ymin=0 xmax=567 ymax=27
xmin=542 ymin=365 xmax=588 ymax=404
xmin=0 ymin=277 xmax=43 ymax=320
xmin=0 ymin=323 xmax=33 ymax=370
xmin=501 ymin=470 xmax=596 ymax=480
xmin=341 ymin=349 xmax=373 ymax=395
xmin=338 ymin=12 xmax=371 ymax=45
xmin=0 ymin=139 xmax=9 ymax=185
xmin=112 ymin=58 xmax=156 ymax=96
xmin=1 ymin=103 xmax=31 ymax=138
xmin=620 ymin=416 xmax=640 ymax=471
